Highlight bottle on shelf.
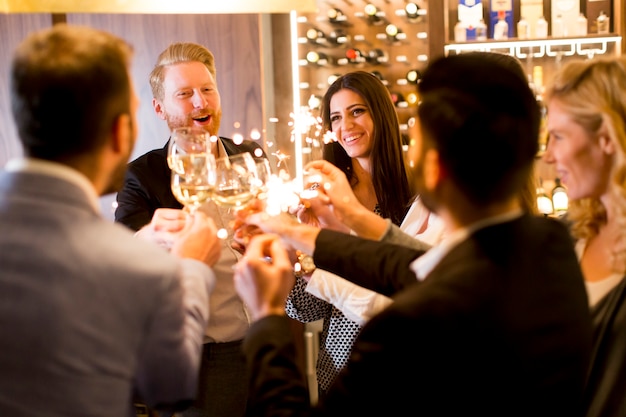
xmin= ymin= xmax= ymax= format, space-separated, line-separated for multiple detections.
xmin=403 ymin=2 xmax=421 ymax=21
xmin=305 ymin=51 xmax=333 ymax=66
xmin=305 ymin=27 xmax=327 ymax=45
xmin=454 ymin=20 xmax=467 ymax=42
xmin=328 ymin=29 xmax=350 ymax=45
xmin=517 ymin=16 xmax=530 ymax=39
xmin=343 ymin=48 xmax=365 ymax=64
xmin=536 ymin=178 xmax=554 ymax=216
xmin=596 ymin=11 xmax=609 ymax=34
xmin=476 ymin=18 xmax=487 ymax=41
xmin=553 ymin=14 xmax=564 ymax=37
xmin=385 ymin=24 xmax=406 ymax=42
xmin=493 ymin=11 xmax=509 ymax=40
xmin=364 ymin=3 xmax=385 ymax=25
xmin=406 ymin=69 xmax=422 ymax=84
xmin=575 ymin=13 xmax=588 ymax=36
xmin=366 ymin=49 xmax=389 ymax=65
xmin=327 ymin=7 xmax=349 ymax=25
xmin=535 ymin=16 xmax=548 ymax=38
xmin=370 ymin=70 xmax=388 ymax=86
xmin=551 ymin=178 xmax=569 ymax=216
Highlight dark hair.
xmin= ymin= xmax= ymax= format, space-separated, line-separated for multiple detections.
xmin=321 ymin=71 xmax=411 ymax=226
xmin=10 ymin=24 xmax=133 ymax=161
xmin=417 ymin=52 xmax=540 ymax=205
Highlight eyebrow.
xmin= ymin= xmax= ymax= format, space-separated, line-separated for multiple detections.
xmin=330 ymin=103 xmax=367 ymax=116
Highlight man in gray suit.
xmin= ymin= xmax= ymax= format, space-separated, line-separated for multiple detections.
xmin=0 ymin=25 xmax=221 ymax=417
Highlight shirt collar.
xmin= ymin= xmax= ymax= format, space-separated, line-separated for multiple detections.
xmin=4 ymin=157 xmax=101 ymax=213
xmin=410 ymin=209 xmax=524 ymax=281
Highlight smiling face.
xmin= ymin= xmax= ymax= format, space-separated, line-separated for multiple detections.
xmin=543 ymin=99 xmax=614 ymax=201
xmin=153 ymin=61 xmax=222 ymax=136
xmin=329 ymin=88 xmax=374 ymax=160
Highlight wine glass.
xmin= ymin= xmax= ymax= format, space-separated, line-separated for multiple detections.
xmin=168 ymin=127 xmax=216 ymax=214
xmin=212 ymin=152 xmax=260 ymax=210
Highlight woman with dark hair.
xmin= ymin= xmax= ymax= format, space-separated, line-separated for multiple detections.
xmin=286 ymin=71 xmax=444 ymax=398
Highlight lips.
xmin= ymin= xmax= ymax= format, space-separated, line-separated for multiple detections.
xmin=342 ymin=132 xmax=362 ymax=143
xmin=192 ymin=114 xmax=211 ymax=125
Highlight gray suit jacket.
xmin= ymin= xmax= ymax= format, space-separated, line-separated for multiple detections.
xmin=0 ymin=167 xmax=214 ymax=417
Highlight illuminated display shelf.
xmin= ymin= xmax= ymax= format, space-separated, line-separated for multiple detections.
xmin=445 ymin=34 xmax=622 ymax=59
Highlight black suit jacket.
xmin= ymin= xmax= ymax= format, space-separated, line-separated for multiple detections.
xmin=115 ymin=137 xmax=265 ymax=231
xmin=243 ymin=214 xmax=592 ymax=417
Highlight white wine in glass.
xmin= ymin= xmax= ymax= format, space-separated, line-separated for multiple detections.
xmin=167 ymin=127 xmax=216 ymax=213
xmin=212 ymin=152 xmax=259 ymax=210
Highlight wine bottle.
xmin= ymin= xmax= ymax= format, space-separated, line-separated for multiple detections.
xmin=475 ymin=18 xmax=487 ymax=41
xmin=344 ymin=48 xmax=365 ymax=64
xmin=403 ymin=2 xmax=421 ymax=20
xmin=364 ymin=3 xmax=385 ymax=25
xmin=384 ymin=24 xmax=406 ymax=42
xmin=370 ymin=70 xmax=388 ymax=86
xmin=535 ymin=16 xmax=548 ymax=38
xmin=327 ymin=7 xmax=349 ymax=25
xmin=406 ymin=69 xmax=422 ymax=84
xmin=366 ymin=48 xmax=389 ymax=65
xmin=327 ymin=29 xmax=350 ymax=45
xmin=305 ymin=51 xmax=333 ymax=66
xmin=305 ymin=27 xmax=327 ymax=45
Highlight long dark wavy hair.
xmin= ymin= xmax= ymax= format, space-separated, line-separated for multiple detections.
xmin=320 ymin=71 xmax=411 ymax=226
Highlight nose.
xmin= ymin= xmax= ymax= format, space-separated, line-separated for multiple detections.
xmin=191 ymin=90 xmax=208 ymax=108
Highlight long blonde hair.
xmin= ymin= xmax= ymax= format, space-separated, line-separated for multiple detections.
xmin=545 ymin=57 xmax=626 ymax=270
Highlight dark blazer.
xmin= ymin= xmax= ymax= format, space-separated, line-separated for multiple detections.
xmin=584 ymin=275 xmax=626 ymax=417
xmin=115 ymin=137 xmax=265 ymax=230
xmin=243 ymin=214 xmax=593 ymax=417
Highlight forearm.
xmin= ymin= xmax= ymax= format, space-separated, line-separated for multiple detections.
xmin=338 ymin=203 xmax=389 ymax=240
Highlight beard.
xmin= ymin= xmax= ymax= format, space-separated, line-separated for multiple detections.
xmin=165 ymin=109 xmax=222 ymax=138
xmin=410 ymin=154 xmax=439 ymax=214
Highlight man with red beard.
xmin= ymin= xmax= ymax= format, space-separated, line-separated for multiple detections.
xmin=115 ymin=42 xmax=265 ymax=417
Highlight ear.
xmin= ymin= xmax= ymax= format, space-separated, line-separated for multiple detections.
xmin=153 ymin=98 xmax=167 ymax=121
xmin=111 ymin=113 xmax=132 ymax=156
xmin=423 ymin=148 xmax=442 ymax=191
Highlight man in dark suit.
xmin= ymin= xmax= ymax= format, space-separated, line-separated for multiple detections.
xmin=232 ymin=52 xmax=593 ymax=416
xmin=115 ymin=42 xmax=265 ymax=417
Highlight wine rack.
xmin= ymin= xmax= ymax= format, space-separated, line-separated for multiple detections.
xmin=294 ymin=0 xmax=431 ymax=138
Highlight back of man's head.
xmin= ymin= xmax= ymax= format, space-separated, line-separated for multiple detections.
xmin=10 ymin=24 xmax=133 ymax=162
xmin=417 ymin=52 xmax=539 ymax=206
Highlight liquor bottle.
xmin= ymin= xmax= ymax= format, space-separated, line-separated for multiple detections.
xmin=553 ymin=14 xmax=564 ymax=37
xmin=390 ymin=91 xmax=408 ymax=108
xmin=596 ymin=11 xmax=609 ymax=34
xmin=535 ymin=16 xmax=548 ymax=38
xmin=454 ymin=20 xmax=467 ymax=42
xmin=517 ymin=17 xmax=530 ymax=39
xmin=576 ymin=13 xmax=588 ymax=36
xmin=476 ymin=18 xmax=488 ymax=41
xmin=551 ymin=178 xmax=568 ymax=215
xmin=494 ymin=11 xmax=509 ymax=40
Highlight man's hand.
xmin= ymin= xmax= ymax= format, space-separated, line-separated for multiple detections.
xmin=233 ymin=234 xmax=295 ymax=321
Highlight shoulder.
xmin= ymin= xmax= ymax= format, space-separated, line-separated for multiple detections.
xmin=220 ymin=137 xmax=266 ymax=158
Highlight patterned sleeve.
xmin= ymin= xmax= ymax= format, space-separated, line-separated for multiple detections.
xmin=285 ymin=276 xmax=331 ymax=322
